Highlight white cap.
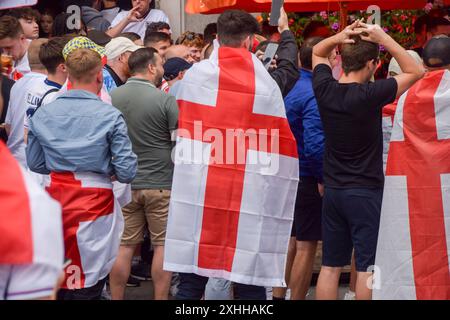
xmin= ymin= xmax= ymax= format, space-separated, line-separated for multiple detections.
xmin=105 ymin=37 xmax=142 ymax=60
xmin=388 ymin=50 xmax=423 ymax=77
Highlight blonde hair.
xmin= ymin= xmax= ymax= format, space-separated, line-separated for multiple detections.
xmin=65 ymin=48 xmax=102 ymax=83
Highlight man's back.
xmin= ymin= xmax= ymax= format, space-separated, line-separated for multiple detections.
xmin=6 ymin=72 xmax=46 ymax=167
xmin=28 ymin=89 xmax=135 ymax=181
xmin=111 ymin=77 xmax=178 ymax=190
xmin=285 ymin=68 xmax=323 ymax=180
xmin=313 ymin=64 xmax=398 ymax=188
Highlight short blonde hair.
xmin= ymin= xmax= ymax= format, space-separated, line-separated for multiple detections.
xmin=65 ymin=48 xmax=102 ymax=83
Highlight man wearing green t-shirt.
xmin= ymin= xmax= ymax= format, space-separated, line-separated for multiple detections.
xmin=109 ymin=47 xmax=178 ymax=300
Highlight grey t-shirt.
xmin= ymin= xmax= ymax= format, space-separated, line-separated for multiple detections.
xmin=111 ymin=77 xmax=179 ymax=190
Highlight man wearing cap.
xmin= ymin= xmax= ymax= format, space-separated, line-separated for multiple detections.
xmin=162 ymin=57 xmax=192 ymax=95
xmin=103 ymin=37 xmax=142 ymax=93
xmin=109 ymin=48 xmax=177 ymax=300
xmin=26 ymin=41 xmax=137 ymax=299
xmin=49 ymin=36 xmax=112 ymax=104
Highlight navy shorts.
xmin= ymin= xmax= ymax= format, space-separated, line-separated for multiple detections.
xmin=321 ymin=187 xmax=383 ymax=272
xmin=290 ymin=177 xmax=323 ymax=241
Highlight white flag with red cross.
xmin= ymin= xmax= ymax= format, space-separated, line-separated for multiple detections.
xmin=45 ymin=172 xmax=124 ymax=290
xmin=0 ymin=0 xmax=37 ymax=10
xmin=164 ymin=46 xmax=299 ymax=287
xmin=374 ymin=70 xmax=450 ymax=300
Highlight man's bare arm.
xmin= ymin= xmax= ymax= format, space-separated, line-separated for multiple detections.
xmin=357 ymin=23 xmax=425 ymax=98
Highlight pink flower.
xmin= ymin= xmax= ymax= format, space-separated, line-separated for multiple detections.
xmin=331 ymin=22 xmax=340 ymax=31
xmin=320 ymin=11 xmax=328 ymax=20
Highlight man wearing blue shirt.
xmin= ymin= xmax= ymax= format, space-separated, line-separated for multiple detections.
xmin=283 ymin=37 xmax=335 ymax=300
xmin=26 ymin=44 xmax=137 ymax=300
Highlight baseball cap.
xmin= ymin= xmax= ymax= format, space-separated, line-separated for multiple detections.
xmin=163 ymin=57 xmax=192 ymax=81
xmin=105 ymin=37 xmax=143 ymax=60
xmin=388 ymin=50 xmax=423 ymax=76
xmin=63 ymin=36 xmax=106 ymax=61
xmin=423 ymin=36 xmax=450 ymax=68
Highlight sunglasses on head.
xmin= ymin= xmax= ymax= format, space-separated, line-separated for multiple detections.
xmin=177 ymin=32 xmax=201 ymax=45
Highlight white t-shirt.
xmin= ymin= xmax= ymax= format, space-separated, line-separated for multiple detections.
xmin=110 ymin=9 xmax=170 ymax=40
xmin=10 ymin=52 xmax=31 ymax=80
xmin=0 ymin=264 xmax=61 ymax=300
xmin=5 ymin=73 xmax=59 ymax=167
xmin=23 ymin=79 xmax=62 ymax=130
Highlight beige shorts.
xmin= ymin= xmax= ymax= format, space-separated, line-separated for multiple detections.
xmin=121 ymin=189 xmax=171 ymax=246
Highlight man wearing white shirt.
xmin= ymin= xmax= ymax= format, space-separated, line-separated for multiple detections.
xmin=110 ymin=0 xmax=170 ymax=40
xmin=24 ymin=37 xmax=70 ymax=144
xmin=5 ymin=39 xmax=48 ymax=168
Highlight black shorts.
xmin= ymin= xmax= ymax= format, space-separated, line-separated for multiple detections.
xmin=290 ymin=177 xmax=323 ymax=241
xmin=321 ymin=187 xmax=383 ymax=272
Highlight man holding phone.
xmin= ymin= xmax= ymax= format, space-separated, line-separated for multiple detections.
xmin=256 ymin=7 xmax=298 ymax=97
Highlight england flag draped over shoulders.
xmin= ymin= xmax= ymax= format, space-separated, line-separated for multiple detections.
xmin=164 ymin=44 xmax=299 ymax=287
xmin=374 ymin=70 xmax=450 ymax=300
xmin=0 ymin=0 xmax=38 ymax=10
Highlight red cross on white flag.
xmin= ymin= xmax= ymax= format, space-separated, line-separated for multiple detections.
xmin=374 ymin=70 xmax=450 ymax=300
xmin=164 ymin=46 xmax=299 ymax=287
xmin=45 ymin=172 xmax=124 ymax=290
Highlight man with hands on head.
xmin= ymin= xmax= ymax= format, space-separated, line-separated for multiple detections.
xmin=312 ymin=20 xmax=424 ymax=300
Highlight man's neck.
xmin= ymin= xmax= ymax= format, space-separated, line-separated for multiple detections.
xmin=139 ymin=7 xmax=151 ymax=18
xmin=131 ymin=73 xmax=154 ymax=85
xmin=71 ymin=83 xmax=99 ymax=95
xmin=30 ymin=68 xmax=47 ymax=75
xmin=339 ymin=70 xmax=369 ymax=84
xmin=47 ymin=73 xmax=66 ymax=86
xmin=17 ymin=42 xmax=29 ymax=62
xmin=109 ymin=63 xmax=127 ymax=82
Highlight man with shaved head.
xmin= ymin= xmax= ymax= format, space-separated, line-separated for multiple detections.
xmin=165 ymin=44 xmax=194 ymax=64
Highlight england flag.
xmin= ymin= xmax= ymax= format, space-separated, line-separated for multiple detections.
xmin=374 ymin=70 xmax=450 ymax=300
xmin=164 ymin=45 xmax=299 ymax=287
xmin=0 ymin=142 xmax=64 ymax=300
